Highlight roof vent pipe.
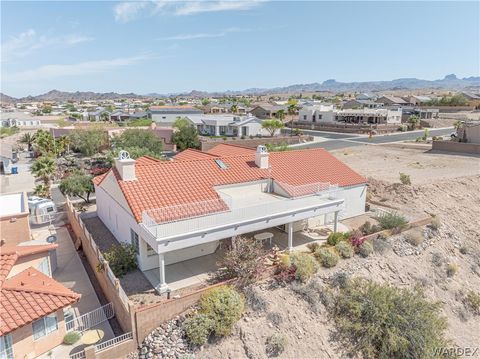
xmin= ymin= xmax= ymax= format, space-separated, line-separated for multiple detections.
xmin=255 ymin=145 xmax=269 ymax=169
xmin=115 ymin=150 xmax=136 ymax=181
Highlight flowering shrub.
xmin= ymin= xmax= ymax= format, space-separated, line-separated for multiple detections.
xmin=90 ymin=166 xmax=110 ymax=176
xmin=349 ymin=230 xmax=366 ymax=247
xmin=274 ymin=265 xmax=297 ymax=284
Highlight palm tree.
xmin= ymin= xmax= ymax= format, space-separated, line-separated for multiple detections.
xmin=19 ymin=132 xmax=36 ymax=151
xmin=275 ymin=109 xmax=286 ymax=122
xmin=230 ymin=104 xmax=238 ymax=114
xmin=31 ymin=156 xmax=56 ymax=189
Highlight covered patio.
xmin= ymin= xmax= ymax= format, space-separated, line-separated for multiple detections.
xmin=142 ymin=222 xmax=349 ymax=294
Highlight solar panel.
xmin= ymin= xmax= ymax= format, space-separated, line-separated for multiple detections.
xmin=215 ymin=159 xmax=228 ymax=169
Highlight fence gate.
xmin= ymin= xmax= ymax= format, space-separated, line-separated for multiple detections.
xmin=65 ymin=303 xmax=114 ymax=333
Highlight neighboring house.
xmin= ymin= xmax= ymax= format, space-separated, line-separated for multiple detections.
xmin=0 ymin=192 xmax=31 ymax=246
xmin=0 ymin=118 xmax=42 ymax=128
xmin=109 ymin=110 xmax=130 ymax=122
xmin=459 ymin=92 xmax=480 ymax=101
xmin=335 ymin=108 xmax=402 ymax=125
xmin=86 ymin=108 xmax=110 ymax=121
xmin=401 ymin=107 xmax=439 ymax=121
xmin=93 ymin=144 xmax=367 ymax=292
xmin=186 ymin=115 xmax=269 ymax=137
xmin=150 ymin=106 xmax=203 ymax=125
xmin=298 ymin=105 xmax=335 ymax=123
xmin=204 ymin=103 xmax=248 ymax=114
xmin=406 ymin=95 xmax=432 ymax=106
xmin=343 ymin=99 xmax=383 ymax=109
xmin=356 ymin=93 xmax=378 ymax=101
xmin=250 ymin=104 xmax=288 ymax=119
xmin=0 ymin=144 xmax=17 ymax=175
xmin=457 ymin=121 xmax=480 ymax=144
xmin=375 ymin=96 xmax=408 ymax=106
xmin=0 ymin=244 xmax=81 ymax=359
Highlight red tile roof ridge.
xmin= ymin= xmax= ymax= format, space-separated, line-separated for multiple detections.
xmin=2 ymin=267 xmax=81 ymax=299
xmin=0 ymin=244 xmax=58 ymax=258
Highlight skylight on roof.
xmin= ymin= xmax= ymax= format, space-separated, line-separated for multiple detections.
xmin=215 ymin=159 xmax=228 ymax=170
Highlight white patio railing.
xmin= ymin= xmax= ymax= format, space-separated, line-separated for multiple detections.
xmin=95 ymin=332 xmax=133 ymax=352
xmin=69 ymin=350 xmax=86 ymax=359
xmin=65 ymin=303 xmax=114 ymax=332
xmin=142 ymin=187 xmax=345 ymax=239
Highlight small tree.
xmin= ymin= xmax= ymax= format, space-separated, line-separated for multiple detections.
xmin=111 ymin=129 xmax=163 ymax=159
xmin=19 ymin=132 xmax=36 ymax=151
xmin=31 ymin=156 xmax=56 ymax=188
xmin=399 ymin=172 xmax=411 ymax=185
xmin=172 ymin=117 xmax=200 ymax=150
xmin=59 ymin=171 xmax=94 ymax=203
xmin=261 ymin=119 xmax=284 ymax=137
xmin=70 ymin=128 xmax=108 ymax=156
xmin=275 ymin=109 xmax=286 ymax=122
xmin=103 ymin=244 xmax=137 ymax=277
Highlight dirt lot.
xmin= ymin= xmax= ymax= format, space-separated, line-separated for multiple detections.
xmin=198 ymin=145 xmax=480 ymax=359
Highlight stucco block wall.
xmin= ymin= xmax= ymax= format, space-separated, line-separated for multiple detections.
xmin=11 ymin=310 xmax=66 ymax=359
xmin=0 ymin=214 xmax=31 ymax=246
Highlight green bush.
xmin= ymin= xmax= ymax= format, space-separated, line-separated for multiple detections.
xmin=290 ymin=252 xmax=319 ymax=282
xmin=326 ymin=232 xmax=345 ymax=246
xmin=430 ymin=216 xmax=441 ymax=230
xmin=399 ymin=172 xmax=411 ymax=185
xmin=315 ymin=248 xmax=339 ymax=267
xmin=335 ymin=241 xmax=353 ymax=258
xmin=333 ymin=278 xmax=450 ymax=359
xmin=103 ymin=244 xmax=137 ymax=277
xmin=306 ymin=242 xmax=321 ymax=253
xmin=371 ymin=235 xmax=391 ymax=254
xmin=376 ymin=212 xmax=408 ymax=231
xmin=359 ymin=221 xmax=381 ymax=235
xmin=63 ymin=331 xmax=81 ymax=345
xmin=358 ymin=241 xmax=373 ymax=258
xmin=265 ymin=333 xmax=288 ymax=357
xmin=446 ymin=263 xmax=458 ymax=277
xmin=183 ymin=314 xmax=214 ymax=346
xmin=199 ymin=286 xmax=245 ymax=336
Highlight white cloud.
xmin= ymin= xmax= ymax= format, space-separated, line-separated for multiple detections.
xmin=1 ymin=29 xmax=94 ymax=62
xmin=158 ymin=27 xmax=249 ymax=40
xmin=5 ymin=55 xmax=148 ymax=82
xmin=114 ymin=0 xmax=262 ymax=22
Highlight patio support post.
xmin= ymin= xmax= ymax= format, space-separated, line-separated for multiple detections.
xmin=157 ymin=254 xmax=169 ymax=294
xmin=333 ymin=211 xmax=339 ymax=233
xmin=287 ymin=222 xmax=293 ymax=251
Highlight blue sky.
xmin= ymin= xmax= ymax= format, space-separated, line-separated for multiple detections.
xmin=1 ymin=1 xmax=479 ymax=97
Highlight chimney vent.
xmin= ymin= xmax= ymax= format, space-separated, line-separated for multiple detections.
xmin=115 ymin=150 xmax=136 ymax=181
xmin=255 ymin=145 xmax=269 ymax=169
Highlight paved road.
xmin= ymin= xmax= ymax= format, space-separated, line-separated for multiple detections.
xmin=291 ymin=127 xmax=454 ymax=151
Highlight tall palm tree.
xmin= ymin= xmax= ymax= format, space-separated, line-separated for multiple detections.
xmin=19 ymin=132 xmax=36 ymax=151
xmin=31 ymin=156 xmax=56 ymax=188
xmin=230 ymin=104 xmax=238 ymax=114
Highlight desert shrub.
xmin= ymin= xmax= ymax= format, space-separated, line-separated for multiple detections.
xmin=376 ymin=212 xmax=408 ymax=231
xmin=335 ymin=241 xmax=354 ymax=258
xmin=265 ymin=333 xmax=287 ymax=357
xmin=465 ymin=291 xmax=480 ymax=315
xmin=292 ymin=279 xmax=332 ymax=312
xmin=199 ymin=286 xmax=245 ymax=336
xmin=290 ymin=252 xmax=319 ymax=282
xmin=274 ymin=264 xmax=297 ymax=284
xmin=459 ymin=245 xmax=468 ymax=255
xmin=371 ymin=235 xmax=391 ymax=254
xmin=359 ymin=221 xmax=381 ymax=235
xmin=399 ymin=172 xmax=411 ymax=185
xmin=431 ymin=252 xmax=444 ymax=267
xmin=266 ymin=312 xmax=283 ymax=326
xmin=430 ymin=216 xmax=441 ymax=230
xmin=326 ymin=232 xmax=345 ymax=246
xmin=349 ymin=229 xmax=366 ymax=247
xmin=103 ymin=244 xmax=137 ymax=277
xmin=315 ymin=248 xmax=340 ymax=268
xmin=405 ymin=229 xmax=424 ymax=246
xmin=446 ymin=263 xmax=458 ymax=277
xmin=330 ymin=271 xmax=351 ymax=289
xmin=243 ymin=285 xmax=268 ymax=312
xmin=217 ymin=236 xmax=265 ymax=283
xmin=333 ymin=278 xmax=450 ymax=359
xmin=358 ymin=241 xmax=373 ymax=258
xmin=63 ymin=331 xmax=81 ymax=345
xmin=183 ymin=314 xmax=214 ymax=346
xmin=306 ymin=242 xmax=321 ymax=253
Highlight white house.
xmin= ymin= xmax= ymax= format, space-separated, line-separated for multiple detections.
xmin=150 ymin=106 xmax=203 ymax=125
xmin=186 ymin=114 xmax=269 ymax=137
xmin=335 ymin=108 xmax=402 ymax=125
xmin=298 ymin=105 xmax=335 ymax=123
xmin=93 ymin=144 xmax=367 ymax=293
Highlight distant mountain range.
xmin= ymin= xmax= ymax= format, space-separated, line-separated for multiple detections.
xmin=1 ymin=74 xmax=479 ymax=103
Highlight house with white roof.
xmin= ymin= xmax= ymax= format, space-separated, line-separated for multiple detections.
xmin=93 ymin=144 xmax=367 ymax=293
xmin=298 ymin=105 xmax=335 ymax=123
xmin=186 ymin=114 xmax=269 ymax=137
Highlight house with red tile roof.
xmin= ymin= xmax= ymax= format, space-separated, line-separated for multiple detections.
xmin=0 ymin=244 xmax=81 ymax=359
xmin=93 ymin=144 xmax=367 ymax=292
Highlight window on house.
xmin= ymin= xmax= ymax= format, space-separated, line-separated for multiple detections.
xmin=303 ymin=115 xmax=307 ymax=120
xmin=146 ymin=243 xmax=156 ymax=256
xmin=32 ymin=314 xmax=58 ymax=340
xmin=130 ymin=229 xmax=139 ymax=254
xmin=0 ymin=334 xmax=13 ymax=359
xmin=312 ymin=115 xmax=316 ymax=122
xmin=319 ymin=115 xmax=322 ymax=120
xmin=37 ymin=257 xmax=51 ymax=277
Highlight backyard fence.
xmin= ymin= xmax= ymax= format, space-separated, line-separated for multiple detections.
xmin=68 ymin=332 xmax=134 ymax=359
xmin=65 ymin=303 xmax=114 ymax=333
xmin=95 ymin=332 xmax=133 ymax=353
